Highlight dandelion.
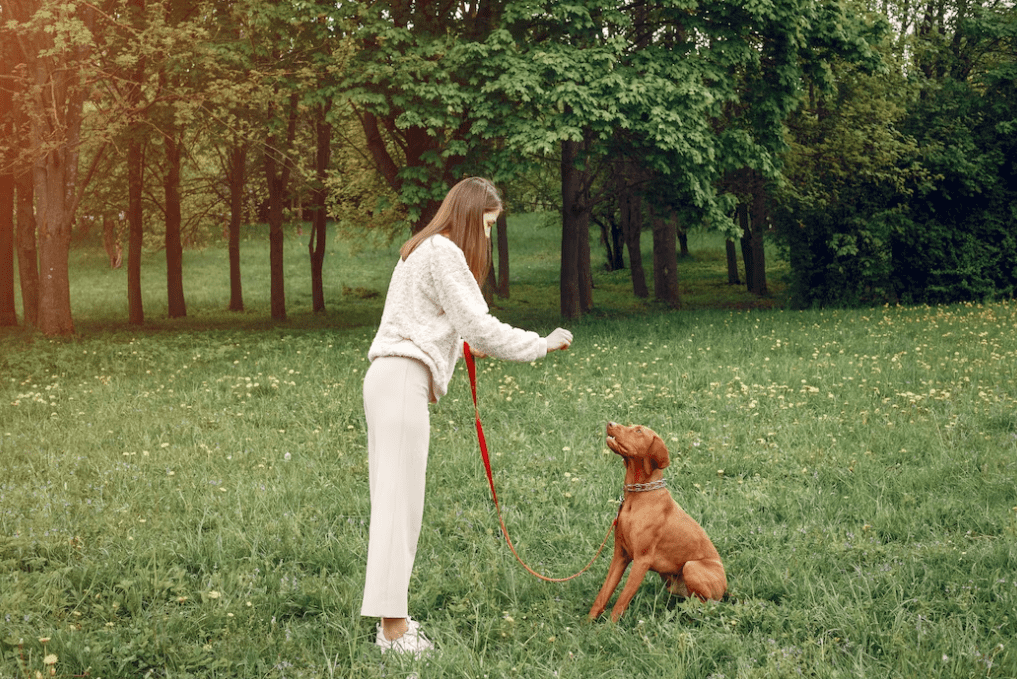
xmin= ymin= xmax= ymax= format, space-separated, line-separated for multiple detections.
xmin=43 ymin=654 xmax=57 ymax=665
xmin=207 ymin=591 xmax=221 ymax=599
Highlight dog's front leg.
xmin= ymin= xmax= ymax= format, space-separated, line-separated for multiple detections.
xmin=588 ymin=548 xmax=630 ymax=619
xmin=609 ymin=560 xmax=652 ymax=622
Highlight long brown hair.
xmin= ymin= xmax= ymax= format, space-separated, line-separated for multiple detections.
xmin=400 ymin=177 xmax=502 ymax=285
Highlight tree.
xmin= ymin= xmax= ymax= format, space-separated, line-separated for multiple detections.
xmin=616 ymin=164 xmax=649 ymax=299
xmin=649 ymin=206 xmax=680 ymax=309
xmin=344 ymin=1 xmax=461 ymax=231
xmin=774 ymin=0 xmax=1016 ymax=306
xmin=5 ymin=0 xmax=100 ymax=336
xmin=123 ymin=0 xmax=148 ymax=326
xmin=223 ymin=142 xmax=247 ymax=311
xmin=309 ymin=103 xmax=331 ymax=313
xmin=474 ymin=0 xmax=881 ymax=317
xmin=343 ymin=0 xmax=526 ymax=234
xmin=560 ymin=135 xmax=595 ymax=317
xmin=1 ymin=42 xmax=16 ymax=327
xmin=0 ymin=173 xmax=14 ymax=327
xmin=773 ymin=41 xmax=924 ymax=305
xmin=895 ymin=0 xmax=1017 ymax=302
xmin=161 ymin=111 xmax=187 ymax=318
xmin=1 ymin=14 xmax=41 ymax=327
xmin=199 ymin=6 xmax=257 ymax=314
xmin=295 ymin=2 xmax=354 ymax=314
xmin=154 ymin=0 xmax=208 ymax=320
xmin=262 ymin=91 xmax=298 ymax=322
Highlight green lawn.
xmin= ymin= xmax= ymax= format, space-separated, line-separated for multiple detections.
xmin=1 ymin=218 xmax=1015 ymax=678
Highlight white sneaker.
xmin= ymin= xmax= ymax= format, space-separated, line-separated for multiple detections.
xmin=375 ymin=617 xmax=434 ymax=658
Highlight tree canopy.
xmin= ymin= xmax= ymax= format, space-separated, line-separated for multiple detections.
xmin=1 ymin=0 xmax=1014 ymax=334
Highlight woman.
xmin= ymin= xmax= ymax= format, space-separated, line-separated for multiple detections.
xmin=361 ymin=177 xmax=573 ymax=656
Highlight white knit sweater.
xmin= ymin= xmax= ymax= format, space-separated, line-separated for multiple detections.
xmin=368 ymin=235 xmax=548 ymax=401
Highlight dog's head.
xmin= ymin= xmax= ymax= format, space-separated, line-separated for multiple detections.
xmin=605 ymin=422 xmax=670 ymax=476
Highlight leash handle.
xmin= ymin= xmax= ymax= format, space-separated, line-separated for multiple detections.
xmin=463 ymin=341 xmax=615 ymax=583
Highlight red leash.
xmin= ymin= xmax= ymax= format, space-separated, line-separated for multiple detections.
xmin=463 ymin=341 xmax=616 ymax=583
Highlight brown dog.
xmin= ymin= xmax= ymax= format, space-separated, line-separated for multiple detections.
xmin=588 ymin=422 xmax=727 ymax=622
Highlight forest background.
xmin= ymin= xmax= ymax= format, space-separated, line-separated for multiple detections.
xmin=1 ymin=0 xmax=1015 ymax=337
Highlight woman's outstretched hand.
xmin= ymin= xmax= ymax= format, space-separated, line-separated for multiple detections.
xmin=545 ymin=328 xmax=573 ymax=352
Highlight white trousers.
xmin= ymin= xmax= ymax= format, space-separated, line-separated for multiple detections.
xmin=361 ymin=356 xmax=431 ymax=618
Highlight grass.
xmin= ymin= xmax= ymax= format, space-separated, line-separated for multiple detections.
xmin=1 ymin=216 xmax=1016 ymax=678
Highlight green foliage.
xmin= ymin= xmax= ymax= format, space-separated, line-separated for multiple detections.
xmin=776 ymin=198 xmax=907 ymax=307
xmin=893 ymin=16 xmax=1017 ymax=304
xmin=774 ymin=0 xmax=1017 ymax=308
xmin=338 ymin=0 xmax=885 ymax=232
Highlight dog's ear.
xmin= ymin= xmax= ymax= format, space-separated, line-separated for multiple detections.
xmin=648 ymin=435 xmax=670 ymax=471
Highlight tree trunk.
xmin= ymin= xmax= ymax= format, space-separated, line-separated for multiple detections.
xmin=263 ymin=92 xmax=298 ymax=322
xmin=16 ymin=172 xmax=39 ymax=327
xmin=0 ymin=54 xmax=15 ymax=327
xmin=360 ymin=112 xmax=442 ymax=234
xmin=621 ymin=178 xmax=648 ymax=299
xmin=749 ymin=171 xmax=769 ymax=295
xmin=651 ymin=210 xmax=680 ymax=309
xmin=17 ymin=0 xmax=96 ymax=336
xmin=127 ymin=137 xmax=145 ymax=326
xmin=596 ymin=213 xmax=624 ymax=272
xmin=309 ymin=105 xmax=331 ymax=313
xmin=103 ymin=217 xmax=122 ymax=268
xmin=560 ymin=139 xmax=581 ymax=319
xmin=579 ymin=199 xmax=593 ymax=313
xmin=0 ymin=172 xmax=16 ymax=326
xmin=726 ymin=238 xmax=741 ymax=285
xmin=164 ymin=126 xmax=186 ymax=318
xmin=264 ymin=155 xmax=287 ymax=321
xmin=495 ymin=209 xmax=509 ymax=298
xmin=34 ymin=155 xmax=75 ymax=336
xmin=361 ymin=111 xmax=401 ymax=195
xmin=738 ymin=203 xmax=756 ymax=293
xmin=227 ymin=143 xmax=246 ymax=312
xmin=560 ymin=138 xmax=594 ymax=319
xmin=404 ymin=126 xmax=442 ymax=233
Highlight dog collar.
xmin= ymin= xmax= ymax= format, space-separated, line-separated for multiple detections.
xmin=623 ymin=478 xmax=667 ymax=493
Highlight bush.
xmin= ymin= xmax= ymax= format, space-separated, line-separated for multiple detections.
xmin=776 ymin=78 xmax=1017 ymax=308
xmin=774 ymin=188 xmax=904 ymax=308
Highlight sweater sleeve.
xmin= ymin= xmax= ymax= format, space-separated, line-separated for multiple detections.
xmin=428 ymin=238 xmax=547 ymax=362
